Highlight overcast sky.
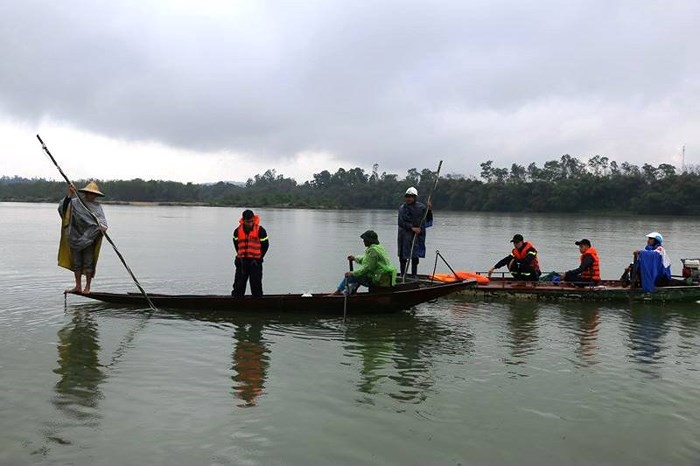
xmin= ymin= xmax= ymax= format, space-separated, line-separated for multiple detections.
xmin=0 ymin=0 xmax=697 ymax=183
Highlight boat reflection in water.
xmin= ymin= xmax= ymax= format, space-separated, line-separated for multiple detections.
xmin=44 ymin=299 xmax=700 ymax=418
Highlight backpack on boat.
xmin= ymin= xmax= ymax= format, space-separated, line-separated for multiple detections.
xmin=620 ymin=263 xmax=641 ymax=288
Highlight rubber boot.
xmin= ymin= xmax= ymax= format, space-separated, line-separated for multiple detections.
xmin=411 ymin=259 xmax=419 ymax=278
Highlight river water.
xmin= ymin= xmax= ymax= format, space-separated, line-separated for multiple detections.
xmin=1 ymin=202 xmax=699 ymax=465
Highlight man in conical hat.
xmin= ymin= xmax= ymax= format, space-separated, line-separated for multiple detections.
xmin=57 ymin=180 xmax=108 ymax=294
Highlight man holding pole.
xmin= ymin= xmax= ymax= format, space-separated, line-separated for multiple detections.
xmin=39 ymin=134 xmax=155 ymax=310
xmin=58 ymin=181 xmax=108 ymax=294
xmin=397 ymin=186 xmax=433 ymax=278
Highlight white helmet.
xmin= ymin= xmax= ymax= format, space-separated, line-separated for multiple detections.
xmin=646 ymin=231 xmax=663 ymax=244
xmin=405 ymin=187 xmax=418 ymax=196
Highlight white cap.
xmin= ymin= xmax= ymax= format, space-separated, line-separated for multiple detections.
xmin=405 ymin=187 xmax=418 ymax=196
xmin=646 ymin=231 xmax=663 ymax=243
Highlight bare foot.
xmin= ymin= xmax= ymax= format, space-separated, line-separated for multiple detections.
xmin=83 ymin=287 xmax=90 ymax=294
xmin=65 ymin=287 xmax=82 ymax=294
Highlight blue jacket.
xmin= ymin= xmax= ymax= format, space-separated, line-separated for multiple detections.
xmin=638 ymin=248 xmax=672 ymax=292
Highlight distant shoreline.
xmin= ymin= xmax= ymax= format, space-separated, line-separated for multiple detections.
xmin=107 ymin=200 xmax=211 ymax=207
xmin=3 ymin=157 xmax=700 ymax=216
xmin=2 ymin=199 xmax=698 ymax=218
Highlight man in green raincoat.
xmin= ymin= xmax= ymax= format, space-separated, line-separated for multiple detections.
xmin=332 ymin=230 xmax=397 ymax=295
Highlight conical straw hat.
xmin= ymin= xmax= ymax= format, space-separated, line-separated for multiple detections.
xmin=79 ymin=181 xmax=105 ymax=197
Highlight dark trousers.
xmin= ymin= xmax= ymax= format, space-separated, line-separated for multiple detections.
xmin=510 ymin=266 xmax=540 ymax=281
xmin=232 ymin=259 xmax=263 ymax=297
xmin=399 ymin=258 xmax=419 ymax=277
xmin=563 ymin=271 xmax=595 ymax=285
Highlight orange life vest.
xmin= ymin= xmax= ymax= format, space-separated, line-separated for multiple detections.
xmin=511 ymin=242 xmax=540 ymax=273
xmin=580 ymin=246 xmax=601 ymax=281
xmin=235 ymin=215 xmax=263 ymax=259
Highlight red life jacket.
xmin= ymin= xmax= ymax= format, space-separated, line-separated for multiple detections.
xmin=511 ymin=241 xmax=540 ymax=273
xmin=580 ymin=246 xmax=601 ymax=281
xmin=235 ymin=215 xmax=262 ymax=259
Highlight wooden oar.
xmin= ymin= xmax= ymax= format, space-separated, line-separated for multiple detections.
xmin=37 ymin=134 xmax=157 ymax=312
xmin=343 ymin=258 xmax=353 ymax=323
xmin=403 ymin=160 xmax=443 ymax=282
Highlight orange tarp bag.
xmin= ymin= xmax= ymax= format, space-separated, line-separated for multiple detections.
xmin=430 ymin=271 xmax=489 ymax=284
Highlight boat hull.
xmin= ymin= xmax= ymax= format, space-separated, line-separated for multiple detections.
xmin=460 ymin=278 xmax=700 ymax=303
xmin=67 ymin=280 xmax=476 ymax=313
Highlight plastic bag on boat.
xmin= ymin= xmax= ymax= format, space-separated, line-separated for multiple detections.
xmin=539 ymin=271 xmax=560 ymax=283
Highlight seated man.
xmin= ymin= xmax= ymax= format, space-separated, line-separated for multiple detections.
xmin=561 ymin=239 xmax=600 ymax=285
xmin=332 ymin=230 xmax=397 ymax=295
xmin=487 ymin=234 xmax=541 ymax=281
xmin=633 ymin=231 xmax=672 ymax=292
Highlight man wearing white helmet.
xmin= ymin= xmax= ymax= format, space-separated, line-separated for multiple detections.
xmin=397 ymin=186 xmax=433 ymax=278
xmin=633 ymin=231 xmax=672 ymax=291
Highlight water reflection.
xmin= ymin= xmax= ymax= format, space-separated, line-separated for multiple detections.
xmin=625 ymin=306 xmax=671 ymax=376
xmin=231 ymin=321 xmax=269 ymax=408
xmin=344 ymin=320 xmax=393 ymax=396
xmin=502 ymin=302 xmax=539 ymax=373
xmin=577 ymin=307 xmax=600 ymax=363
xmin=557 ymin=305 xmax=601 ymax=366
xmin=343 ymin=309 xmax=469 ymax=404
xmin=48 ymin=310 xmax=105 ymax=446
xmin=676 ymin=308 xmax=700 ymax=369
xmin=164 ymin=308 xmax=467 ymax=407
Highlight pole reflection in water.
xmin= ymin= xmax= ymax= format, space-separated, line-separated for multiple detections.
xmin=49 ymin=310 xmax=105 ymax=445
xmin=231 ymin=321 xmax=269 ymax=408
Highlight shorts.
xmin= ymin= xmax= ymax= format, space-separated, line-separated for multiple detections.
xmin=71 ymin=246 xmax=95 ymax=273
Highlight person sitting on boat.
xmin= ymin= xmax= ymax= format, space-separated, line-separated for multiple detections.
xmin=561 ymin=239 xmax=600 ymax=285
xmin=57 ymin=181 xmax=108 ymax=294
xmin=487 ymin=234 xmax=541 ymax=281
xmin=332 ymin=230 xmax=397 ymax=295
xmin=633 ymin=231 xmax=672 ymax=291
xmin=232 ymin=209 xmax=269 ymax=298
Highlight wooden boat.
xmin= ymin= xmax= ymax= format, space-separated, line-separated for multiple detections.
xmin=66 ymin=279 xmax=476 ymax=314
xmin=426 ymin=274 xmax=700 ymax=303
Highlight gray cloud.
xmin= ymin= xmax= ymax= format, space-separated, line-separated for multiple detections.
xmin=1 ymin=0 xmax=698 ymax=177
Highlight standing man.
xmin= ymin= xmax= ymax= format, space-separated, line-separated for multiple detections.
xmin=397 ymin=187 xmax=433 ymax=278
xmin=232 ymin=209 xmax=269 ymax=297
xmin=561 ymin=239 xmax=601 ymax=284
xmin=57 ymin=181 xmax=108 ymax=294
xmin=487 ymin=234 xmax=541 ymax=281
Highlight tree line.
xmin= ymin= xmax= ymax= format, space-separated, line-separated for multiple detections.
xmin=2 ymin=155 xmax=699 ymax=215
